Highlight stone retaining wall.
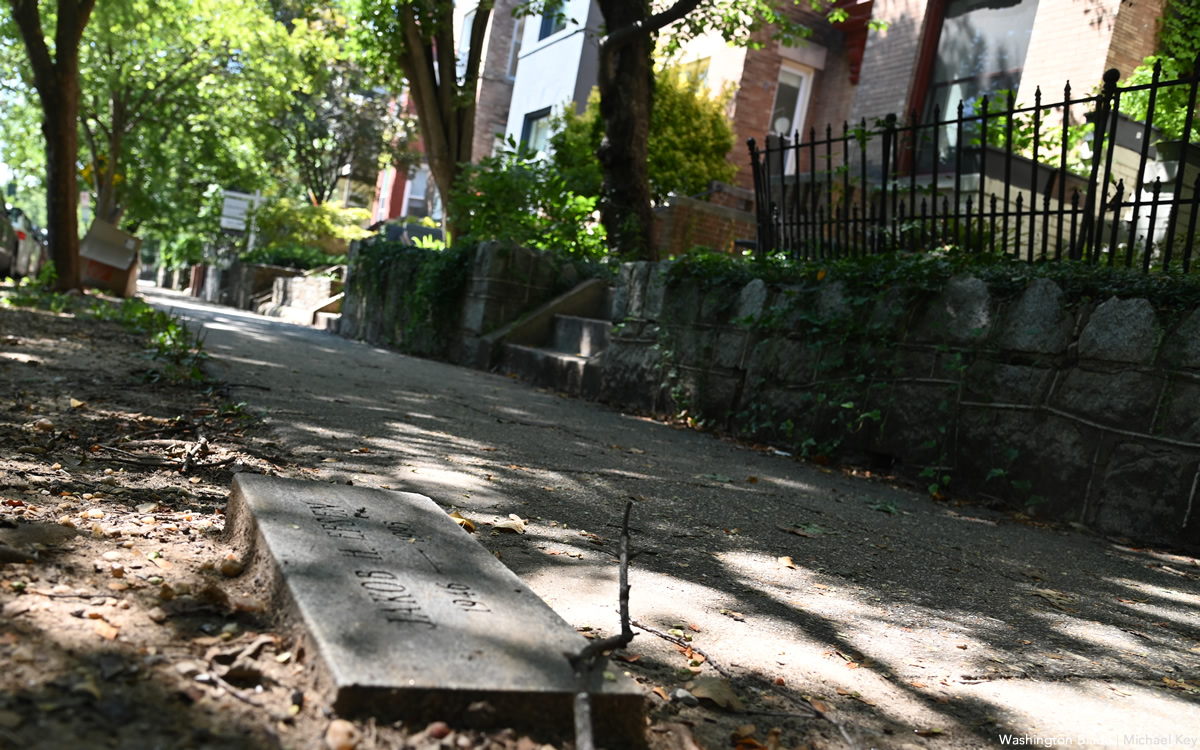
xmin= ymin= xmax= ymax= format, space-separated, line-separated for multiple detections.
xmin=601 ymin=262 xmax=1199 ymax=550
xmin=339 ymin=242 xmax=587 ymax=364
xmin=225 ymin=264 xmax=304 ymax=310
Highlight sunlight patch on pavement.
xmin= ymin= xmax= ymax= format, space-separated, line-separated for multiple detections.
xmin=963 ymin=678 xmax=1200 ymax=748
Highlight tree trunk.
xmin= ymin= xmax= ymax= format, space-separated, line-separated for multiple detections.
xmin=94 ymin=93 xmax=126 ymax=226
xmin=393 ymin=1 xmax=490 ymax=243
xmin=596 ymin=2 xmax=656 ymax=261
xmin=7 ymin=0 xmax=97 ymax=291
xmin=37 ymin=68 xmax=85 ymax=289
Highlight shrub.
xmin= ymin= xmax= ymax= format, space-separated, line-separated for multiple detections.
xmin=240 ymin=244 xmax=346 ymax=270
xmin=550 ymin=66 xmax=740 ymax=205
xmin=248 ymin=198 xmax=372 ymax=257
xmin=450 ymin=142 xmax=607 ymax=259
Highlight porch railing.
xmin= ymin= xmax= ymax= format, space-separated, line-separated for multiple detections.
xmin=747 ymin=55 xmax=1200 ymax=272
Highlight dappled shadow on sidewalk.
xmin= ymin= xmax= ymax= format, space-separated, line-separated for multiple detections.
xmin=150 ymin=289 xmax=1200 ymax=750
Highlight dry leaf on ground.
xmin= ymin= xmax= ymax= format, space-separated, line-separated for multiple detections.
xmin=448 ymin=511 xmax=475 ymax=533
xmin=689 ymin=676 xmax=744 ymax=711
xmin=493 ymin=514 xmax=526 ymax=533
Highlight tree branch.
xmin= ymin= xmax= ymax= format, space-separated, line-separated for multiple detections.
xmin=7 ymin=0 xmax=55 ymax=93
xmin=600 ymin=0 xmax=703 ymax=51
xmin=567 ymin=501 xmax=636 ymax=750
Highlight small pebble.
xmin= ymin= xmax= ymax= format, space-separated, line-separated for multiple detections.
xmin=325 ymin=718 xmax=362 ymax=750
xmin=671 ymin=688 xmax=699 ymax=706
xmin=33 ymin=418 xmax=54 ymax=431
xmin=425 ymin=721 xmax=452 ymax=739
xmin=219 ymin=556 xmax=245 ymax=577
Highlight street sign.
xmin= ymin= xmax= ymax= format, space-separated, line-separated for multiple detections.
xmin=221 ymin=190 xmax=261 ymax=231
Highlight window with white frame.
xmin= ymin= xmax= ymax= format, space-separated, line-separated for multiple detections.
xmin=771 ymin=65 xmax=813 ymax=138
xmin=457 ymin=9 xmax=475 ymax=81
xmin=507 ymin=16 xmax=524 ymax=79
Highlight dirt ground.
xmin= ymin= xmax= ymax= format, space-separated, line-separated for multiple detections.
xmin=0 ymin=293 xmax=589 ymax=750
xmin=1 ymin=285 xmax=1198 ymax=750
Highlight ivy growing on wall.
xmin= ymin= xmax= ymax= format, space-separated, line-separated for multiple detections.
xmin=651 ymin=247 xmax=1200 ymax=501
xmin=349 ymin=240 xmax=473 ymax=358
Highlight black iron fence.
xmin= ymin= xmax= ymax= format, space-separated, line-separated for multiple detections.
xmin=748 ymin=55 xmax=1200 ymax=272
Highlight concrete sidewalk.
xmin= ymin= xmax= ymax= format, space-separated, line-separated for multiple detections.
xmin=146 ymin=285 xmax=1200 ymax=750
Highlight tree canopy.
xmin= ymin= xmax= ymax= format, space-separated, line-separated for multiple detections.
xmin=550 ymin=66 xmax=739 ymax=207
xmin=356 ymin=0 xmax=493 ymax=241
xmin=1 ymin=0 xmax=413 ymax=281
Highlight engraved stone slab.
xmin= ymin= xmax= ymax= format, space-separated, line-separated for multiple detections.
xmin=226 ymin=475 xmax=643 ymax=742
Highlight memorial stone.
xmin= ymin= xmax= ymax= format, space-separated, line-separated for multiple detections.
xmin=225 ymin=475 xmax=644 ymax=744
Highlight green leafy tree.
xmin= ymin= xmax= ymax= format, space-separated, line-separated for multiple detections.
xmin=450 ymin=141 xmax=606 ymax=259
xmin=273 ymin=8 xmax=418 ymax=205
xmin=550 ymin=66 xmax=738 ymax=206
xmin=1119 ymin=0 xmax=1200 ymax=143
xmin=78 ymin=0 xmax=301 ymax=228
xmin=592 ymin=0 xmax=850 ymax=261
xmin=249 ymin=197 xmax=373 ymax=256
xmin=0 ymin=80 xmax=49 ymax=225
xmin=357 ymin=0 xmax=494 ymax=241
xmin=1 ymin=0 xmax=97 ymax=289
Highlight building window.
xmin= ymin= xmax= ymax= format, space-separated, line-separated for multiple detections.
xmin=677 ymin=57 xmax=711 ymax=88
xmin=538 ymin=2 xmax=565 ymax=40
xmin=507 ymin=16 xmax=524 ymax=79
xmin=407 ymin=166 xmax=430 ymax=217
xmin=520 ymin=107 xmax=553 ymax=155
xmin=771 ymin=65 xmax=812 ymax=137
xmin=457 ymin=9 xmax=475 ymax=81
xmin=916 ymin=0 xmax=1040 ymax=165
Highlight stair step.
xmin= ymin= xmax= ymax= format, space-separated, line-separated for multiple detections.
xmin=499 ymin=343 xmax=604 ymax=399
xmin=549 ymin=315 xmax=611 ymax=357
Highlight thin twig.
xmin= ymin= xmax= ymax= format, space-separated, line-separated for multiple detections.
xmin=95 ymin=445 xmax=175 ymax=467
xmin=122 ymin=422 xmax=196 ymax=440
xmin=631 ymin=619 xmax=734 ymax=679
xmin=570 ymin=502 xmax=636 ymax=669
xmin=567 ymin=501 xmax=636 ymax=750
xmin=181 ymin=437 xmax=209 ymax=473
xmin=223 ymin=382 xmax=272 ymax=391
xmin=207 ymin=671 xmax=291 ymax=722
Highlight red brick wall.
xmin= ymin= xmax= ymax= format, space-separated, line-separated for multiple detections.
xmin=729 ymin=34 xmax=785 ymax=190
xmin=652 ymin=197 xmax=757 ymax=256
xmin=1021 ymin=0 xmax=1122 ymax=105
xmin=472 ymin=0 xmax=520 ymax=162
xmin=726 ymin=11 xmax=850 ymax=191
xmin=1106 ymin=0 xmax=1166 ymax=77
xmin=851 ymin=0 xmax=931 ymax=124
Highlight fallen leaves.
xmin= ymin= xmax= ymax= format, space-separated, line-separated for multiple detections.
xmin=777 ymin=556 xmax=796 ymax=569
xmin=492 ymin=514 xmax=526 ymax=534
xmin=1162 ymin=677 xmax=1200 ymax=694
xmin=447 ymin=511 xmax=475 ymax=533
xmin=93 ymin=621 xmax=119 ymax=640
xmin=689 ymin=677 xmax=743 ymax=711
xmin=834 ymin=687 xmax=875 ymax=705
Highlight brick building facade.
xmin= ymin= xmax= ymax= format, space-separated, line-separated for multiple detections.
xmin=433 ymin=0 xmax=1170 ymax=254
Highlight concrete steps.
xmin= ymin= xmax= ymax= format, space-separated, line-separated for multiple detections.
xmin=494 ymin=281 xmax=613 ymax=397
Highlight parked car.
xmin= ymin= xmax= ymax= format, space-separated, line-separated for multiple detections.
xmin=7 ymin=207 xmax=48 ymax=279
xmin=0 ymin=209 xmax=15 ymax=277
